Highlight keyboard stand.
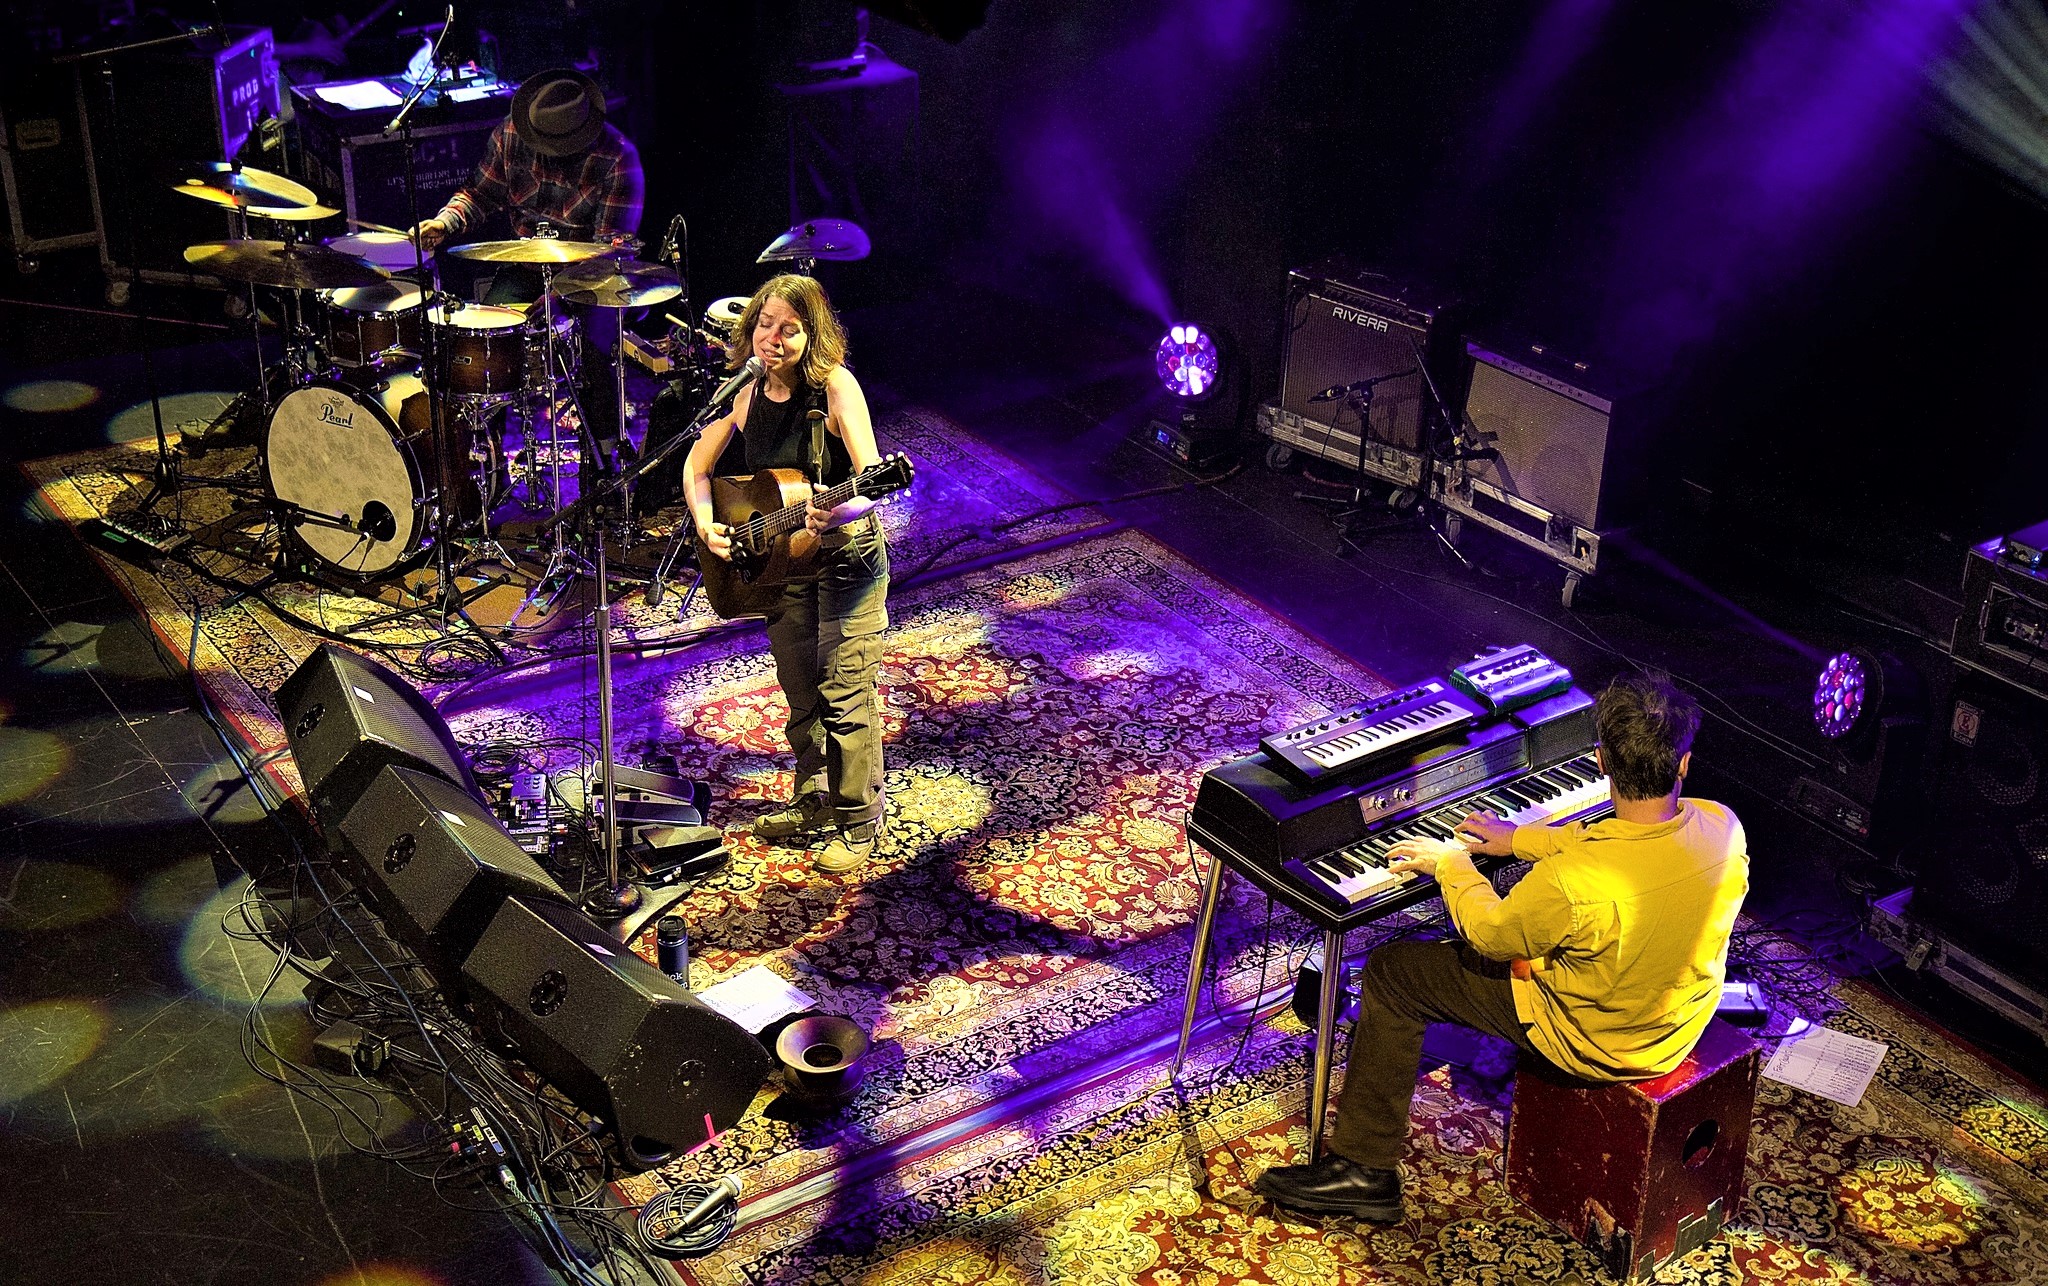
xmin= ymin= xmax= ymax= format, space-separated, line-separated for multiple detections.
xmin=1170 ymin=826 xmax=1511 ymax=1163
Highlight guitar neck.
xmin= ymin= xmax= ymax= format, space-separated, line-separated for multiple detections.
xmin=748 ymin=473 xmax=869 ymax=540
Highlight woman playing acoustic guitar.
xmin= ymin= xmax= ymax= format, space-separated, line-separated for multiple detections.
xmin=684 ymin=274 xmax=890 ymax=874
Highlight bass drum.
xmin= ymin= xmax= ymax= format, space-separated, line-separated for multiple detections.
xmin=262 ymin=376 xmax=480 ymax=580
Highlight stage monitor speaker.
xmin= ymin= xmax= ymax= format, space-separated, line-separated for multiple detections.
xmin=1458 ymin=338 xmax=1646 ymax=533
xmin=277 ymin=642 xmax=479 ymax=822
xmin=461 ymin=896 xmax=774 ymax=1169
xmin=1913 ymin=671 xmax=2048 ymax=988
xmin=336 ymin=765 xmax=571 ymax=989
xmin=1279 ymin=259 xmax=1457 ymax=461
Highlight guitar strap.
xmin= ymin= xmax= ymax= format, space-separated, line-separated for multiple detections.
xmin=807 ymin=403 xmax=829 ymax=485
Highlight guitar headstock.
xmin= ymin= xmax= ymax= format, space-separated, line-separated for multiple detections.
xmin=858 ymin=452 xmax=916 ymax=502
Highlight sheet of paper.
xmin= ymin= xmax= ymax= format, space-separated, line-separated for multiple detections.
xmin=695 ymin=966 xmax=817 ymax=1033
xmin=1761 ymin=1024 xmax=1888 ymax=1107
xmin=315 ymin=80 xmax=404 ymax=110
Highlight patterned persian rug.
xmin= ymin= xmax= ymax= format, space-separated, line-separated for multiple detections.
xmin=27 ymin=406 xmax=2048 ymax=1285
xmin=623 ymin=974 xmax=2048 ymax=1286
xmin=18 ymin=403 xmax=1112 ymax=783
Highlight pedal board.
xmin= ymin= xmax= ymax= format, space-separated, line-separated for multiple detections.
xmin=79 ymin=516 xmax=192 ymax=567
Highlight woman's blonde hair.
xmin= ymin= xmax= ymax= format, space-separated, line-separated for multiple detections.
xmin=725 ymin=273 xmax=848 ymax=389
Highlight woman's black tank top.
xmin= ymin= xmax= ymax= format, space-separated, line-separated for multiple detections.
xmin=741 ymin=377 xmax=850 ymax=486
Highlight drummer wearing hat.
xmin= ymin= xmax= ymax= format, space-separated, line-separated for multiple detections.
xmin=411 ymin=68 xmax=643 ymax=255
xmin=412 ymin=68 xmax=644 ymax=466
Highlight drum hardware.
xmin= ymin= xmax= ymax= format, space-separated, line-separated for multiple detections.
xmin=377 ymin=30 xmax=507 ymax=663
xmin=55 ymin=28 xmax=232 ymax=520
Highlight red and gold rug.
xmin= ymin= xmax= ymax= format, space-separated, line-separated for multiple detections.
xmin=27 ymin=406 xmax=2048 ymax=1286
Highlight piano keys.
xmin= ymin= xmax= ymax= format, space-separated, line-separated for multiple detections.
xmin=1258 ymin=680 xmax=1486 ymax=785
xmin=1282 ymin=752 xmax=1611 ymax=911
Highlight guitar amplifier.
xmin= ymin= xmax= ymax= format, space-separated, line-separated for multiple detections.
xmin=1275 ymin=260 xmax=1458 ymax=485
xmin=1436 ymin=338 xmax=1653 ymax=582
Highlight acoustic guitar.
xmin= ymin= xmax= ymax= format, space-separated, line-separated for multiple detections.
xmin=695 ymin=453 xmax=916 ymax=618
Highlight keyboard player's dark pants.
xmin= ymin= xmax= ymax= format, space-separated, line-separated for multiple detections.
xmin=1330 ymin=940 xmax=1546 ymax=1169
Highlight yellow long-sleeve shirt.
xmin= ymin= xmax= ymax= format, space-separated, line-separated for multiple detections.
xmin=1430 ymin=799 xmax=1749 ymax=1082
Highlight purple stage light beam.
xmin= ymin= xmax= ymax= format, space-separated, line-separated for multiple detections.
xmin=1005 ymin=0 xmax=1285 ymax=326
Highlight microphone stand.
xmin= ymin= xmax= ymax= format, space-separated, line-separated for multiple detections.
xmin=1407 ymin=343 xmax=1477 ymax=572
xmin=380 ymin=13 xmax=505 ymax=661
xmin=540 ymin=393 xmax=737 ymax=944
xmin=58 ymin=25 xmax=219 ymax=525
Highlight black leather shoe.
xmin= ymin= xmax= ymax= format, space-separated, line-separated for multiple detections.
xmin=1253 ymin=1153 xmax=1403 ymax=1222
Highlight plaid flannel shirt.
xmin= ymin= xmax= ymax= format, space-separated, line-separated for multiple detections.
xmin=436 ymin=119 xmax=643 ymax=243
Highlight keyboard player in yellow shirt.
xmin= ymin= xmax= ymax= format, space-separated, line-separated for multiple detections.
xmin=1253 ymin=671 xmax=1749 ymax=1224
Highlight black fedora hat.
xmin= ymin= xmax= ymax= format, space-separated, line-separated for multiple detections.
xmin=510 ymin=68 xmax=605 ymax=157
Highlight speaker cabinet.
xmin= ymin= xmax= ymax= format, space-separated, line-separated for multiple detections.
xmin=461 ymin=896 xmax=774 ymax=1168
xmin=1913 ymin=672 xmax=2048 ymax=987
xmin=1276 ymin=260 xmax=1456 ymax=478
xmin=1438 ymin=338 xmax=1654 ymax=580
xmin=277 ymin=643 xmax=477 ymax=822
xmin=336 ymin=765 xmax=570 ymax=989
xmin=1458 ymin=339 xmax=1646 ymax=536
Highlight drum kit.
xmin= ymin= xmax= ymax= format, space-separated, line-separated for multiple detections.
xmin=155 ymin=159 xmax=872 ymax=644
xmin=163 ymin=161 xmax=707 ymax=608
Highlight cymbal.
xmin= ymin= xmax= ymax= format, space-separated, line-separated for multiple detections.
xmin=445 ymin=237 xmax=612 ymax=264
xmin=550 ymin=259 xmax=681 ymax=308
xmin=326 ymin=230 xmax=425 ymax=270
xmin=757 ymin=218 xmax=870 ymax=264
xmin=183 ymin=240 xmax=391 ymax=290
xmin=171 ymin=163 xmax=320 ymax=212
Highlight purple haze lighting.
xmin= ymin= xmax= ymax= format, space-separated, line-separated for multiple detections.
xmin=1005 ymin=0 xmax=1283 ymax=327
xmin=1812 ymin=651 xmax=1870 ymax=740
xmin=1156 ymin=325 xmax=1221 ymax=399
xmin=1594 ymin=0 xmax=1977 ymax=376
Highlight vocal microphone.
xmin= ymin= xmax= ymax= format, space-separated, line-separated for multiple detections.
xmin=706 ymin=356 xmax=765 ymax=412
xmin=1309 ymin=368 xmax=1420 ymax=403
xmin=672 ymin=1175 xmax=743 ymax=1233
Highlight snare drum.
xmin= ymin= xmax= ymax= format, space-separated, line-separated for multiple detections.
xmin=322 ymin=282 xmax=424 ymax=368
xmin=430 ymin=302 xmax=528 ymax=395
xmin=262 ymin=375 xmax=480 ymax=580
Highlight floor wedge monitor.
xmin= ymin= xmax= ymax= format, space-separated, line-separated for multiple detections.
xmin=277 ymin=642 xmax=478 ymax=821
xmin=336 ymin=764 xmax=571 ymax=991
xmin=461 ymin=895 xmax=774 ymax=1170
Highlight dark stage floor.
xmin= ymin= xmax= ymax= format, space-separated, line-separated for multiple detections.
xmin=2 ymin=276 xmax=2042 ymax=1285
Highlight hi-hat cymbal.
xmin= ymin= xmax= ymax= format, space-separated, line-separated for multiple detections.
xmin=183 ymin=240 xmax=390 ymax=290
xmin=550 ymin=259 xmax=682 ymax=308
xmin=757 ymin=218 xmax=870 ymax=264
xmin=326 ymin=230 xmax=426 ymax=270
xmin=171 ymin=163 xmax=320 ymax=211
xmin=445 ymin=237 xmax=612 ymax=264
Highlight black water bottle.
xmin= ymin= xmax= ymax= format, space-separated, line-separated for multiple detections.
xmin=657 ymin=916 xmax=690 ymax=986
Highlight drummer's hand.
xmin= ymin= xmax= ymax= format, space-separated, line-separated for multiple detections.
xmin=410 ymin=218 xmax=449 ymax=251
xmin=696 ymin=519 xmax=732 ymax=561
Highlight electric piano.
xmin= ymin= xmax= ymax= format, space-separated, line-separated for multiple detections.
xmin=1174 ymin=646 xmax=1609 ymax=1162
xmin=1196 ymin=684 xmax=1607 ymax=920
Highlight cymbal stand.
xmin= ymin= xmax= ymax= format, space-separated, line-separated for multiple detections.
xmin=508 ymin=247 xmax=603 ymax=623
